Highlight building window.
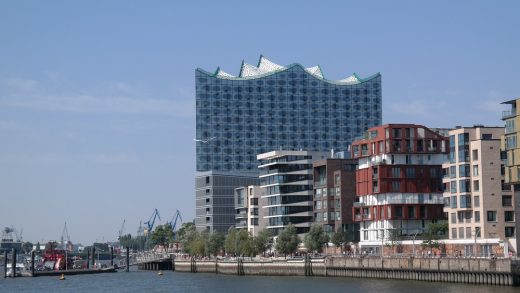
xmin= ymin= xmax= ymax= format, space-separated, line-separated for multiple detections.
xmin=466 ymin=227 xmax=472 ymax=239
xmin=323 ymin=200 xmax=327 ymax=209
xmin=449 ymin=166 xmax=456 ymax=178
xmin=459 ymin=164 xmax=470 ymax=177
xmin=505 ymin=227 xmax=515 ymax=238
xmin=316 ymin=201 xmax=322 ymax=209
xmin=475 ymin=211 xmax=480 ymax=223
xmin=505 ymin=211 xmax=515 ymax=222
xmin=472 ymin=149 xmax=478 ymax=161
xmin=452 ymin=228 xmax=457 ymax=239
xmin=336 ymin=211 xmax=341 ymax=220
xmin=406 ymin=167 xmax=415 ymax=178
xmin=487 ymin=211 xmax=497 ymax=222
xmin=473 ymin=180 xmax=479 ymax=192
xmin=408 ymin=206 xmax=415 ymax=218
xmin=334 ymin=174 xmax=340 ymax=185
xmin=391 ymin=167 xmax=400 ymax=177
xmin=363 ymin=230 xmax=368 ymax=240
xmin=450 ymin=196 xmax=457 ymax=208
xmin=502 ymin=195 xmax=513 ymax=207
xmin=457 ymin=212 xmax=464 ymax=223
xmin=473 ymin=165 xmax=479 ymax=176
xmin=450 ymin=181 xmax=457 ymax=193
xmin=206 ymin=176 xmax=210 ymax=184
xmin=450 ymin=213 xmax=456 ymax=224
xmin=392 ymin=181 xmax=400 ymax=191
xmin=335 ymin=187 xmax=340 ymax=197
xmin=459 ymin=227 xmax=464 ymax=239
xmin=473 ymin=196 xmax=480 ymax=208
xmin=459 ymin=179 xmax=471 ymax=193
xmin=395 ymin=206 xmax=403 ymax=219
xmin=460 ymin=195 xmax=471 ymax=208
xmin=315 ymin=188 xmax=322 ymax=199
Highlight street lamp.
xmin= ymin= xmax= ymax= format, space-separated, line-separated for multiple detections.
xmin=412 ymin=232 xmax=419 ymax=257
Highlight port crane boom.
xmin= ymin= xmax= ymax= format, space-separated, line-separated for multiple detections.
xmin=144 ymin=208 xmax=161 ymax=234
xmin=118 ymin=219 xmax=126 ymax=239
xmin=168 ymin=210 xmax=183 ymax=232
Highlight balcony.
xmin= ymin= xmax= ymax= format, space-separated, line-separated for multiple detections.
xmin=503 ymin=110 xmax=517 ymax=120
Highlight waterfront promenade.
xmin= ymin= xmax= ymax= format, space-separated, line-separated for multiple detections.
xmin=170 ymin=256 xmax=520 ymax=286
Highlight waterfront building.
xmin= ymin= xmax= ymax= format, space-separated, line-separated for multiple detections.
xmin=195 ymin=56 xmax=382 ymax=232
xmin=258 ymin=150 xmax=329 ymax=236
xmin=442 ymin=126 xmax=516 ymax=256
xmin=501 ymin=98 xmax=520 ymax=256
xmin=313 ymin=155 xmax=360 ymax=242
xmin=351 ymin=124 xmax=448 ymax=253
xmin=234 ymin=185 xmax=265 ymax=237
xmin=195 ymin=171 xmax=259 ymax=233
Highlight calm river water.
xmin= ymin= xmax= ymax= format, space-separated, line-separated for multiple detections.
xmin=1 ymin=268 xmax=518 ymax=293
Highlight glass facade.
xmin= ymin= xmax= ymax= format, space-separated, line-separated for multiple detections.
xmin=195 ymin=61 xmax=382 ymax=172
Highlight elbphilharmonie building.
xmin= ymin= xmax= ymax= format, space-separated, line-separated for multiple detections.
xmin=195 ymin=56 xmax=382 ymax=232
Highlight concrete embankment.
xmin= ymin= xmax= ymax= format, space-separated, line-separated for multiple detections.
xmin=171 ymin=257 xmax=520 ymax=286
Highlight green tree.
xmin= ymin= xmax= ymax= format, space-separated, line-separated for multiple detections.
xmin=275 ymin=224 xmax=299 ymax=257
xmin=208 ymin=233 xmax=225 ymax=256
xmin=421 ymin=221 xmax=448 ymax=254
xmin=304 ymin=224 xmax=329 ymax=253
xmin=331 ymin=230 xmax=348 ymax=253
xmin=22 ymin=241 xmax=33 ymax=254
xmin=385 ymin=229 xmax=402 ymax=255
xmin=237 ymin=229 xmax=255 ymax=257
xmin=254 ymin=229 xmax=272 ymax=257
xmin=224 ymin=228 xmax=238 ymax=256
xmin=177 ymin=222 xmax=196 ymax=242
xmin=190 ymin=230 xmax=209 ymax=257
xmin=150 ymin=224 xmax=174 ymax=248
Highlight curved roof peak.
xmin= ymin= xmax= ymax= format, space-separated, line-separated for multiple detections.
xmin=203 ymin=56 xmax=379 ymax=84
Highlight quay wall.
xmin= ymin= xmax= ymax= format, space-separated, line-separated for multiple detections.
xmin=173 ymin=257 xmax=520 ymax=286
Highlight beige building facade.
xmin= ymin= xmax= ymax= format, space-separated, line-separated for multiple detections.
xmin=443 ymin=126 xmax=516 ymax=256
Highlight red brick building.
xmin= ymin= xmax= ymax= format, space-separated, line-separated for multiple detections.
xmin=351 ymin=124 xmax=448 ymax=253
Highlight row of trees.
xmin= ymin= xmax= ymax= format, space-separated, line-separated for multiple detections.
xmin=125 ymin=221 xmax=447 ymax=256
xmin=146 ymin=222 xmax=349 ymax=257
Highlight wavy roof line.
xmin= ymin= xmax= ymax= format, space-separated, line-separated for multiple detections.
xmin=202 ymin=56 xmax=380 ymax=85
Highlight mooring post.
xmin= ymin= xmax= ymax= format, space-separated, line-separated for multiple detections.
xmin=110 ymin=247 xmax=114 ymax=267
xmin=86 ymin=250 xmax=90 ymax=269
xmin=31 ymin=250 xmax=35 ymax=276
xmin=92 ymin=247 xmax=96 ymax=268
xmin=126 ymin=247 xmax=130 ymax=272
xmin=3 ymin=250 xmax=7 ymax=278
xmin=11 ymin=248 xmax=17 ymax=278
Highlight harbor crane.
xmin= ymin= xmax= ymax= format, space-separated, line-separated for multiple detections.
xmin=167 ymin=210 xmax=183 ymax=233
xmin=118 ymin=219 xmax=126 ymax=240
xmin=143 ymin=208 xmax=161 ymax=235
xmin=60 ymin=222 xmax=70 ymax=245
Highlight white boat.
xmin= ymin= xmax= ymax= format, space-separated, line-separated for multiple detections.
xmin=6 ymin=263 xmax=25 ymax=277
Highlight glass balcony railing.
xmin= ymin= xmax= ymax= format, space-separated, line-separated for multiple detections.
xmin=503 ymin=110 xmax=517 ymax=119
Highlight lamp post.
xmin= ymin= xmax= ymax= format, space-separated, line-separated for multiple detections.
xmin=412 ymin=232 xmax=419 ymax=257
xmin=380 ymin=229 xmax=385 ymax=259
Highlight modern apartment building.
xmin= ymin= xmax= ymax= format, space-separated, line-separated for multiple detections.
xmin=195 ymin=56 xmax=382 ymax=232
xmin=313 ymin=157 xmax=359 ymax=241
xmin=442 ymin=126 xmax=516 ymax=255
xmin=195 ymin=171 xmax=259 ymax=233
xmin=234 ymin=185 xmax=265 ymax=237
xmin=258 ymin=150 xmax=329 ymax=236
xmin=501 ymin=98 xmax=520 ymax=256
xmin=351 ymin=124 xmax=448 ymax=252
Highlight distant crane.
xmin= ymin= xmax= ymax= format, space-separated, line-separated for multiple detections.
xmin=137 ymin=221 xmax=144 ymax=237
xmin=60 ymin=222 xmax=70 ymax=245
xmin=143 ymin=208 xmax=161 ymax=235
xmin=118 ymin=219 xmax=126 ymax=240
xmin=167 ymin=210 xmax=183 ymax=234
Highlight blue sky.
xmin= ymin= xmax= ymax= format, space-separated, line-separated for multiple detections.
xmin=1 ymin=1 xmax=519 ymax=244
